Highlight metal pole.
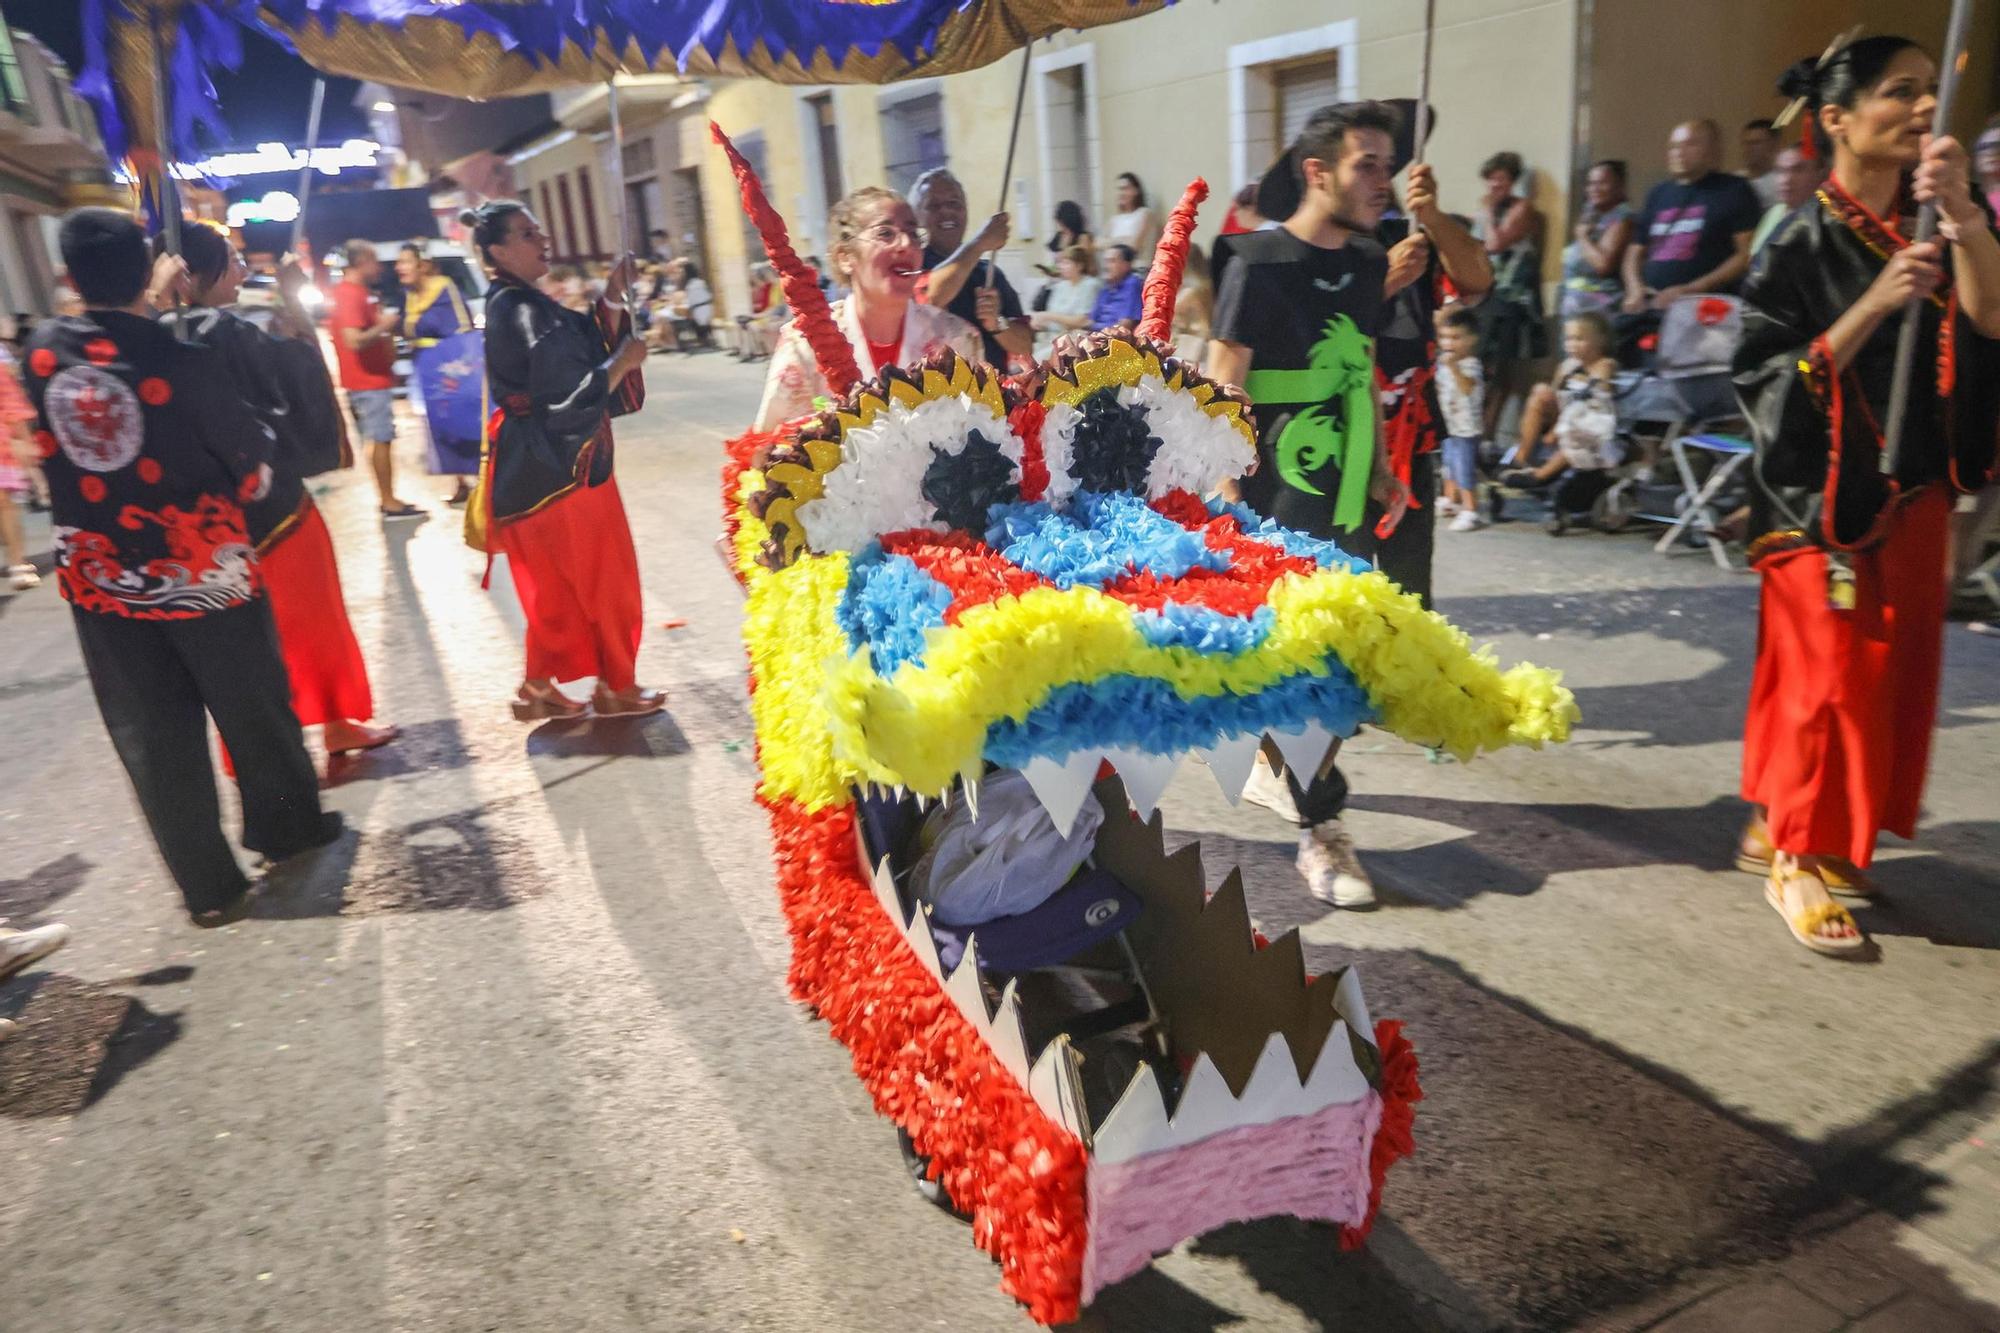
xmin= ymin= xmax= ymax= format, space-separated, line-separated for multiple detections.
xmin=1882 ymin=0 xmax=1975 ymax=475
xmin=146 ymin=4 xmax=180 ymax=260
xmin=1413 ymin=0 xmax=1435 ymax=169
xmin=984 ymin=39 xmax=1034 ymax=291
xmin=605 ymin=77 xmax=635 ymax=320
xmin=291 ymin=77 xmax=327 ymax=261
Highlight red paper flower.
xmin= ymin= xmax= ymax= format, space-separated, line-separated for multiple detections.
xmin=84 ymin=338 xmax=118 ymax=366
xmin=1338 ymin=1019 xmax=1422 ymax=1251
xmin=763 ymin=796 xmax=1088 ymax=1323
xmin=28 ymin=348 xmax=55 ymax=378
xmin=77 ymin=475 xmax=106 ymax=503
xmin=137 ymin=377 xmax=172 ymax=407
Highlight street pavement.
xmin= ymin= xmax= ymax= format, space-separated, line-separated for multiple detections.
xmin=2 ymin=348 xmax=1999 ymax=1332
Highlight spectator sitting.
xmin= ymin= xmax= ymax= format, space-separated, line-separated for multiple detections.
xmin=1750 ymin=145 xmax=1826 ymax=252
xmin=1088 ymin=244 xmax=1144 ymax=330
xmin=735 ymin=261 xmax=787 ymax=361
xmin=664 ymin=258 xmax=714 ymax=352
xmin=1045 ymin=200 xmax=1094 ymax=271
xmin=1472 ymin=150 xmax=1547 ymax=438
xmin=1106 ymin=172 xmax=1161 ymax=270
xmin=1499 ymin=311 xmax=1622 ymax=534
xmin=1172 ymin=242 xmax=1212 ymax=366
xmin=1220 ymin=182 xmax=1266 ymax=236
xmin=1619 ymin=120 xmax=1761 ymax=336
xmin=1029 ymin=244 xmax=1100 ymax=356
xmin=1975 ymin=113 xmax=2000 ymax=218
xmin=1740 ymin=117 xmax=1782 ymax=208
xmin=1433 ymin=303 xmax=1486 ymax=531
xmin=1560 ymin=158 xmax=1635 ymax=317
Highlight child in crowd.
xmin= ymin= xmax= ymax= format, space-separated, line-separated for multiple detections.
xmin=1500 ymin=310 xmax=1622 ymax=534
xmin=1433 ymin=304 xmax=1486 ymax=531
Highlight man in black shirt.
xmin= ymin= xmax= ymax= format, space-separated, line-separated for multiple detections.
xmin=1208 ymin=101 xmax=1412 ymax=910
xmin=1622 ymin=119 xmax=1762 ymax=311
xmin=911 ymin=168 xmax=1032 ymax=368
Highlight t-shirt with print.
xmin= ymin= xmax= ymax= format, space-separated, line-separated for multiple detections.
xmin=1635 ymin=172 xmax=1762 ymax=292
xmin=1210 ymin=226 xmax=1389 ymax=539
xmin=330 ymin=281 xmax=396 ymax=391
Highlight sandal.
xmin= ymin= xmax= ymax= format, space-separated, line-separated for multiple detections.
xmin=512 ymin=680 xmax=588 ymax=722
xmin=380 ymin=502 xmax=425 ymax=520
xmin=1765 ymin=861 xmax=1867 ymax=958
xmin=592 ymin=684 xmax=667 ymax=717
xmin=1736 ymin=818 xmax=1879 ymax=898
xmin=325 ymin=720 xmax=402 ymax=755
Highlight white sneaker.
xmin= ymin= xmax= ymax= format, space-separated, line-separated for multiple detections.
xmin=1242 ymin=753 xmax=1301 ymax=823
xmin=0 ymin=1017 xmax=15 ymax=1043
xmin=1448 ymin=509 xmax=1486 ymax=532
xmin=6 ymin=564 xmax=36 ymax=591
xmin=0 ymin=922 xmax=70 ymax=983
xmin=1435 ymin=497 xmax=1461 ymax=517
xmin=1297 ymin=821 xmax=1377 ymax=908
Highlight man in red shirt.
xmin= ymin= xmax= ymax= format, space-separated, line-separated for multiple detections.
xmin=330 ymin=240 xmax=418 ymax=517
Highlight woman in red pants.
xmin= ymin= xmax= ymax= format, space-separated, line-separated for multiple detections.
xmin=462 ymin=201 xmax=661 ymax=719
xmin=1733 ymin=35 xmax=2000 ymax=956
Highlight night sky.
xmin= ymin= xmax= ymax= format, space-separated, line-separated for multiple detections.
xmin=7 ymin=0 xmax=371 ymax=149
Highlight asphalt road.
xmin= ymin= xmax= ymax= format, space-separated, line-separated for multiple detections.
xmin=3 ymin=350 xmax=1998 ymax=1332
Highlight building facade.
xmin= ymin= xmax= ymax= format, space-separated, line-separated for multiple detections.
xmin=0 ymin=16 xmax=118 ymax=315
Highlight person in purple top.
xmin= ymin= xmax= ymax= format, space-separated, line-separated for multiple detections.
xmin=1088 ymin=245 xmax=1145 ymax=329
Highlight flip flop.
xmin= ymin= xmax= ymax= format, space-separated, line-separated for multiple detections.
xmin=1765 ymin=871 xmax=1868 ymax=958
xmin=380 ymin=503 xmax=425 ymax=520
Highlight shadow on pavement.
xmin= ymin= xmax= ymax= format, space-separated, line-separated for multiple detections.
xmin=0 ymin=852 xmax=93 ymax=923
xmin=0 ymin=972 xmax=184 ymax=1119
xmin=250 ymin=806 xmax=552 ymax=919
xmin=322 ymin=715 xmax=476 ymax=785
xmin=1313 ymin=947 xmax=2000 ymax=1331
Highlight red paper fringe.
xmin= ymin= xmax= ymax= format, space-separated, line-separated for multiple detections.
xmin=710 ymin=121 xmax=863 ymax=400
xmin=1339 ymin=1019 xmax=1423 ymax=1250
xmin=763 ymin=796 xmax=1089 ymax=1324
xmin=1136 ymin=179 xmax=1209 ymax=344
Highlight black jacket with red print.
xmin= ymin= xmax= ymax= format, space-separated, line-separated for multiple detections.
xmin=24 ymin=310 xmax=275 ymax=619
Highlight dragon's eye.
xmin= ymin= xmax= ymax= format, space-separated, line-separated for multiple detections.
xmin=1037 ymin=334 xmax=1255 ymax=504
xmin=753 ymin=352 xmax=1019 ymax=566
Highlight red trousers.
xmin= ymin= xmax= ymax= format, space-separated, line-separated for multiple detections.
xmin=494 ymin=477 xmax=643 ymax=691
xmin=1741 ymin=487 xmax=1951 ymax=867
xmin=261 ymin=498 xmax=374 ymax=728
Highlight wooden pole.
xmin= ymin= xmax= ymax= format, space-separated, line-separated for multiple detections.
xmin=984 ymin=39 xmax=1034 ymax=291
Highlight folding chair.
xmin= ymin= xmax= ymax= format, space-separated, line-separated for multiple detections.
xmin=1653 ymin=432 xmax=1755 ymax=569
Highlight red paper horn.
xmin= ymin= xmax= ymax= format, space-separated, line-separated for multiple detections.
xmin=1136 ymin=178 xmax=1209 ymax=345
xmin=710 ymin=121 xmax=861 ymax=399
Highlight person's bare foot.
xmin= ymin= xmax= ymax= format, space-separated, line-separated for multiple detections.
xmin=324 ymin=719 xmax=401 ymax=754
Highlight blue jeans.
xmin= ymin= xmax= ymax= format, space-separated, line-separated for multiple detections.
xmin=1441 ymin=435 xmax=1481 ymax=492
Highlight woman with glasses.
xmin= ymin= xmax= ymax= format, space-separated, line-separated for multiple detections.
xmin=755 ymin=185 xmax=979 ymax=430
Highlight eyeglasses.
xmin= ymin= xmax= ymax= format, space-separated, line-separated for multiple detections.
xmin=858 ymin=224 xmax=922 ymax=247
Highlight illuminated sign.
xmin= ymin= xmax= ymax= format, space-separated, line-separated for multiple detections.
xmin=225 ymin=190 xmax=301 ymax=226
xmin=122 ymin=140 xmax=383 ymax=182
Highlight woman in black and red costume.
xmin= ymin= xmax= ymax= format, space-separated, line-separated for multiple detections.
xmin=1733 ymin=35 xmax=2000 ymax=956
xmin=462 ymin=201 xmax=662 ymax=720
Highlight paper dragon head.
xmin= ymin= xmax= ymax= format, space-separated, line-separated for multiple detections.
xmin=713 ymin=121 xmax=1575 ymax=816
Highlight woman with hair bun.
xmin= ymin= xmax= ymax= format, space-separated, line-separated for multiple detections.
xmin=461 ymin=201 xmax=661 ymax=720
xmin=1733 ymin=35 xmax=2000 ymax=956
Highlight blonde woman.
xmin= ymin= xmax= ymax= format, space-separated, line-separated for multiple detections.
xmin=755 ymin=185 xmax=979 ymax=430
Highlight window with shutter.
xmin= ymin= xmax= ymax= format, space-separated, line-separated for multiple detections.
xmin=1275 ymin=56 xmax=1342 ymax=146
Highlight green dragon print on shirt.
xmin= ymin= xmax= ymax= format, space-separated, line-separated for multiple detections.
xmin=1243 ymin=313 xmax=1377 ymax=532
